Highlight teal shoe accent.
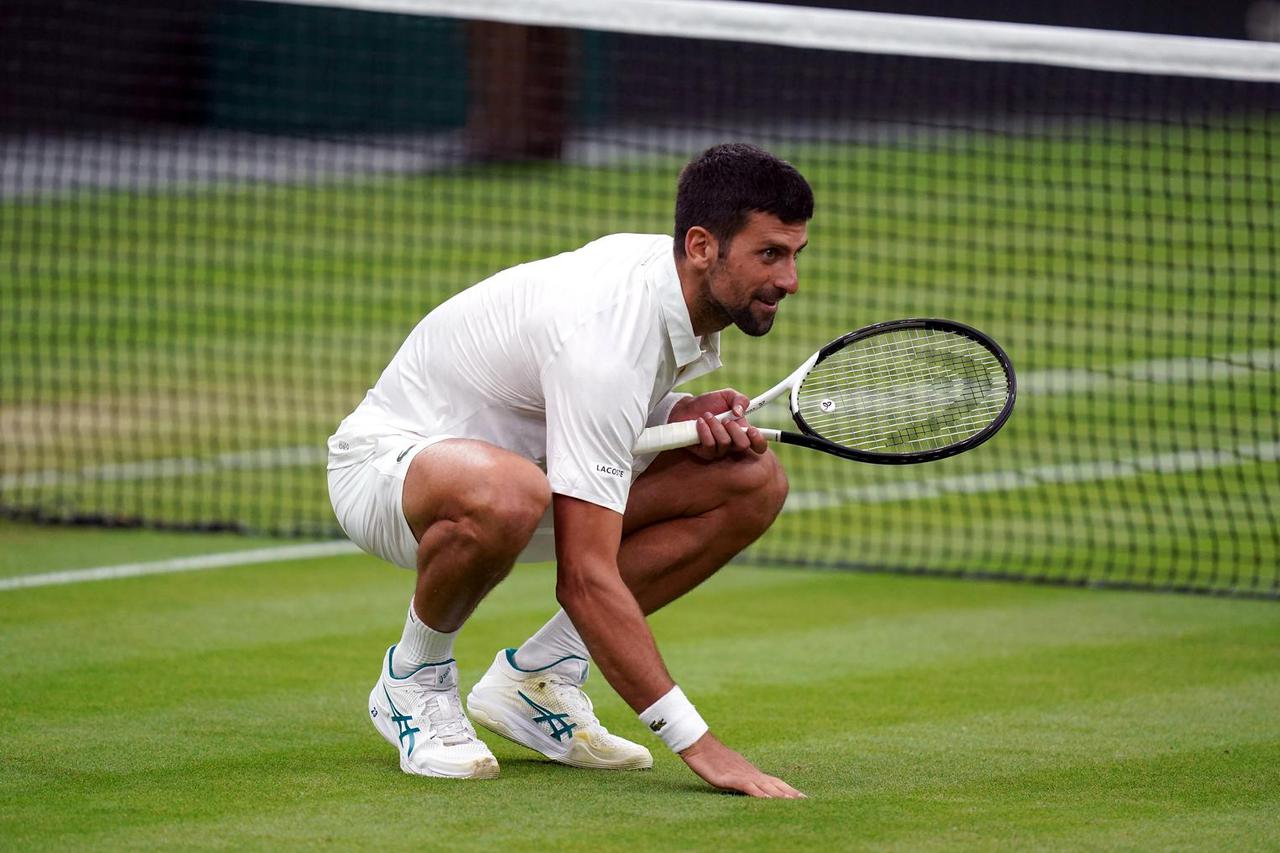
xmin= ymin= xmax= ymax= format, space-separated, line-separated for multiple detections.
xmin=505 ymin=648 xmax=587 ymax=673
xmin=382 ymin=685 xmax=421 ymax=756
xmin=385 ymin=645 xmax=455 ymax=680
xmin=517 ymin=690 xmax=577 ymax=742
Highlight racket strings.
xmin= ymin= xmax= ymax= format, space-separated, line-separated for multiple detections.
xmin=811 ymin=339 xmax=1005 ymax=448
xmin=812 ymin=343 xmax=1001 ymax=420
xmin=814 ymin=365 xmax=1004 ymax=447
xmin=797 ymin=328 xmax=1009 ymax=452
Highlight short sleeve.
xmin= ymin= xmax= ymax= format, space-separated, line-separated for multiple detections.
xmin=646 ymin=391 xmax=690 ymax=428
xmin=542 ymin=335 xmax=652 ymax=515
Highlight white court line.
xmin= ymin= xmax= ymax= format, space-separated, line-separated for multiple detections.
xmin=749 ymin=346 xmax=1280 ymax=428
xmin=0 ymin=445 xmax=327 ymax=491
xmin=0 ymin=541 xmax=360 ymax=592
xmin=1018 ymin=348 xmax=1280 ymax=396
xmin=785 ymin=440 xmax=1280 ymax=511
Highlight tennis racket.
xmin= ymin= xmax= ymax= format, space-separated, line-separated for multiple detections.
xmin=634 ymin=318 xmax=1016 ymax=464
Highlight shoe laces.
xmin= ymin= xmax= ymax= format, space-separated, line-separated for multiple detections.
xmin=415 ymin=688 xmax=475 ymax=747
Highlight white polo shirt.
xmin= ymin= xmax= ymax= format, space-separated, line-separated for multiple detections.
xmin=328 ymin=234 xmax=722 ymax=514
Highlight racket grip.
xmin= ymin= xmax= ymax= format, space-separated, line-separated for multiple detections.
xmin=633 ymin=419 xmax=701 ymax=455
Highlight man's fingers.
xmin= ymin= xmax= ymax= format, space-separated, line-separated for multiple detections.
xmin=681 ymin=390 xmax=766 ymax=458
xmin=752 ymin=777 xmax=804 ymax=799
xmin=694 ymin=417 xmax=713 ymax=447
xmin=694 ymin=388 xmax=750 ymax=418
xmin=690 ymin=412 xmax=768 ymax=458
xmin=734 ymin=770 xmax=805 ymax=800
xmin=702 ymin=412 xmax=732 ymax=451
xmin=754 ymin=782 xmax=782 ymax=799
xmin=725 ymin=420 xmax=752 ymax=451
xmin=722 ymin=770 xmax=801 ymax=800
xmin=690 ymin=413 xmax=730 ymax=459
xmin=765 ymin=777 xmax=806 ymax=799
xmin=716 ymin=388 xmax=749 ymax=416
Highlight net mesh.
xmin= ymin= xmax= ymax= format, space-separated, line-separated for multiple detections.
xmin=2 ymin=0 xmax=1277 ymax=597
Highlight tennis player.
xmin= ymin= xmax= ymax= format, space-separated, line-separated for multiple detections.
xmin=327 ymin=143 xmax=812 ymax=799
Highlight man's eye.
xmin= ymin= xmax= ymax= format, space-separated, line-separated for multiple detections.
xmin=762 ymin=249 xmax=778 ymax=260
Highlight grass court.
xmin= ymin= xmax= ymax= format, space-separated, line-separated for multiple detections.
xmin=2 ymin=519 xmax=1277 ymax=850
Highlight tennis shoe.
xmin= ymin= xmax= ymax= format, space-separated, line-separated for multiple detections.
xmin=466 ymin=649 xmax=653 ymax=770
xmin=368 ymin=646 xmax=499 ymax=779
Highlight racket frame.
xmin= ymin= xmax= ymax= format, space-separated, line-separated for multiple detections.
xmin=633 ymin=318 xmax=1016 ymax=464
xmin=785 ymin=318 xmax=1017 ymax=464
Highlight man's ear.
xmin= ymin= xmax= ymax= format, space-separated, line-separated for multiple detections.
xmin=683 ymin=226 xmax=718 ymax=270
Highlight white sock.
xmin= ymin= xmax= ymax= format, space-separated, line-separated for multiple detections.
xmin=512 ymin=609 xmax=589 ymax=669
xmin=390 ymin=599 xmax=458 ymax=676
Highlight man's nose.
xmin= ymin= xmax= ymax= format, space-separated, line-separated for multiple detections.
xmin=777 ymin=260 xmax=799 ymax=295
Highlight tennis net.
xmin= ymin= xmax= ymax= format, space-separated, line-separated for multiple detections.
xmin=2 ymin=0 xmax=1277 ymax=597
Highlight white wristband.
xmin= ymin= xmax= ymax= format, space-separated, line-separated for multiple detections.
xmin=639 ymin=685 xmax=709 ymax=754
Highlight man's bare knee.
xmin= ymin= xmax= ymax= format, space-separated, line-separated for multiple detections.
xmin=405 ymin=441 xmax=550 ymax=566
xmin=722 ymin=450 xmax=788 ymax=527
xmin=456 ymin=464 xmax=551 ymax=547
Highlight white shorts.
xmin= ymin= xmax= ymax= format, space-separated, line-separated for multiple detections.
xmin=327 ymin=430 xmax=557 ymax=570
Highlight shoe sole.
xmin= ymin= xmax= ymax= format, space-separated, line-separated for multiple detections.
xmin=467 ymin=693 xmax=653 ymax=771
xmin=369 ymin=684 xmax=500 ymax=780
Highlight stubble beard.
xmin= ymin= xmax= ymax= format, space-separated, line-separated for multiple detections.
xmin=709 ymin=259 xmax=775 ymax=337
xmin=728 ymin=303 xmax=774 ymax=337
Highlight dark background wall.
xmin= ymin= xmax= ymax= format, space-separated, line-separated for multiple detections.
xmin=1 ymin=0 xmax=1272 ymax=133
xmin=1 ymin=0 xmax=214 ymax=130
xmin=0 ymin=0 xmax=466 ymax=132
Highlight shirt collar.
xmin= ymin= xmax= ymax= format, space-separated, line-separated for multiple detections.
xmin=649 ymin=244 xmax=720 ymax=369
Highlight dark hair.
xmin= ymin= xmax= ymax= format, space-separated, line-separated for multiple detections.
xmin=673 ymin=143 xmax=814 ymax=258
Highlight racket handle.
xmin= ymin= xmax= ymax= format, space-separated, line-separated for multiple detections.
xmin=633 ymin=421 xmax=783 ymax=455
xmin=634 ymin=419 xmax=701 ymax=454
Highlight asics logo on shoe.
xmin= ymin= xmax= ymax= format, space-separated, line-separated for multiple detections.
xmin=649 ymin=718 xmax=667 ymax=733
xmin=383 ymin=687 xmax=421 ymax=756
xmin=517 ymin=690 xmax=576 ymax=742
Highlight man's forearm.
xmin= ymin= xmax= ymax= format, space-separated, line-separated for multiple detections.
xmin=556 ymin=561 xmax=673 ymax=713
